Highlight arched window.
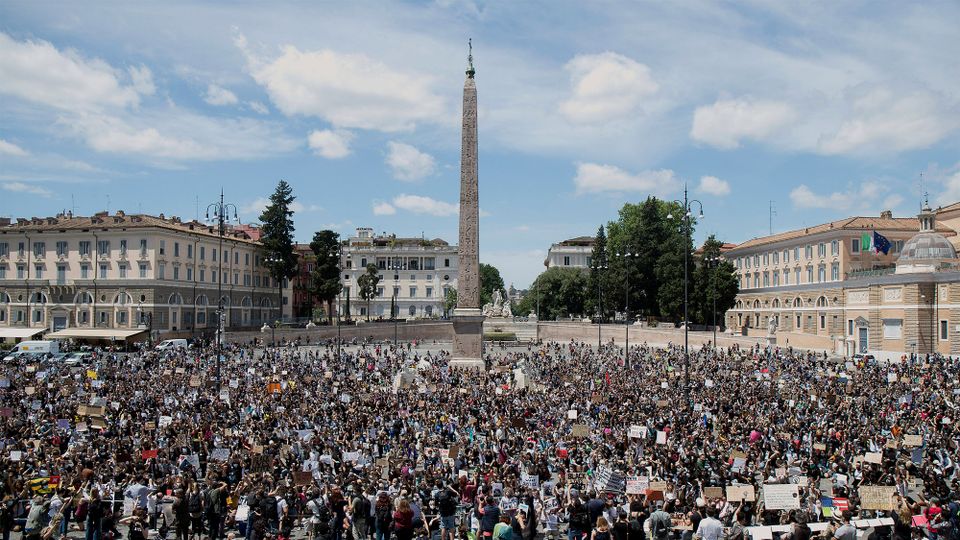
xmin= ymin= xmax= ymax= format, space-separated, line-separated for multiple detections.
xmin=240 ymin=296 xmax=253 ymax=308
xmin=30 ymin=291 xmax=47 ymax=304
xmin=425 ymin=305 xmax=433 ymax=316
xmin=735 ymin=300 xmax=743 ymax=309
xmin=75 ymin=291 xmax=94 ymax=304
xmin=220 ymin=296 xmax=231 ymax=308
xmin=113 ymin=292 xmax=133 ymax=305
xmin=772 ymin=299 xmax=781 ymax=309
xmin=0 ymin=292 xmax=10 ymax=304
xmin=793 ymin=297 xmax=802 ymax=308
xmin=753 ymin=299 xmax=761 ymax=309
xmin=168 ymin=293 xmax=183 ymax=305
xmin=816 ymin=296 xmax=828 ymax=308
xmin=195 ymin=295 xmax=209 ymax=307
xmin=408 ymin=305 xmax=416 ymax=317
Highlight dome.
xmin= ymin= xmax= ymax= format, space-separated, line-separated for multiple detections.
xmin=898 ymin=232 xmax=957 ymax=262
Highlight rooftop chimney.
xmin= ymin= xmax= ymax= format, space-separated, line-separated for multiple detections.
xmin=880 ymin=210 xmax=893 ymax=219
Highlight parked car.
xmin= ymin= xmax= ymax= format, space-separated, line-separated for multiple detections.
xmin=64 ymin=352 xmax=95 ymax=366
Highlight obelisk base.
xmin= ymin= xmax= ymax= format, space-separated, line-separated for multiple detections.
xmin=450 ymin=308 xmax=485 ymax=370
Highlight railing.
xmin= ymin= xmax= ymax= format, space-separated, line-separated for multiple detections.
xmin=845 ymin=266 xmax=896 ymax=279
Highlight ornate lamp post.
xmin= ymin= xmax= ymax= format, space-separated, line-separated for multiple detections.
xmin=668 ymin=185 xmax=703 ymax=404
xmin=615 ymin=251 xmax=639 ymax=366
xmin=206 ymin=190 xmax=237 ymax=385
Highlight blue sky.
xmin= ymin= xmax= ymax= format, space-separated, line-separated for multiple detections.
xmin=1 ymin=1 xmax=959 ymax=288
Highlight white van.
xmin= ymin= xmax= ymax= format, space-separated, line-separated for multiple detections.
xmin=3 ymin=340 xmax=59 ymax=362
xmin=155 ymin=339 xmax=188 ymax=351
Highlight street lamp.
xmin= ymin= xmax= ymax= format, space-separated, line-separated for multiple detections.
xmin=335 ymin=241 xmax=344 ymax=362
xmin=668 ymin=184 xmax=703 ymax=404
xmin=705 ymin=255 xmax=722 ymax=350
xmin=615 ymin=251 xmax=639 ymax=366
xmin=390 ymin=259 xmax=404 ymax=345
xmin=593 ymin=255 xmax=608 ymax=349
xmin=263 ymin=255 xmax=284 ymax=326
xmin=206 ymin=190 xmax=237 ymax=386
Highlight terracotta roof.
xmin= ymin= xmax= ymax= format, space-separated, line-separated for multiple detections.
xmin=731 ymin=216 xmax=953 ymax=252
xmin=0 ymin=212 xmax=260 ymax=244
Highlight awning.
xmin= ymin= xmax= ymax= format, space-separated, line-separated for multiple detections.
xmin=0 ymin=327 xmax=45 ymax=339
xmin=45 ymin=328 xmax=147 ymax=341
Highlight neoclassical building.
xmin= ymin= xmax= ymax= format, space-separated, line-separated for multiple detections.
xmin=725 ymin=203 xmax=960 ymax=358
xmin=0 ymin=211 xmax=288 ymax=343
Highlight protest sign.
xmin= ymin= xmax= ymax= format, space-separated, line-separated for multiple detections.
xmin=209 ymin=448 xmax=231 ymax=461
xmin=726 ymin=485 xmax=756 ymax=502
xmin=567 ymin=409 xmax=578 ymax=419
xmin=864 ymin=452 xmax=883 ymax=464
xmin=859 ymin=486 xmax=897 ymax=510
xmin=703 ymin=487 xmax=724 ymax=500
xmin=520 ymin=473 xmax=539 ymax=489
xmin=903 ymin=434 xmax=923 ymax=447
xmin=594 ymin=465 xmax=625 ymax=493
xmin=628 ymin=425 xmax=645 ymax=439
xmin=293 ymin=471 xmax=313 ymax=486
xmin=141 ymin=449 xmax=158 ymax=460
xmin=250 ymin=454 xmax=273 ymax=473
xmin=656 ymin=431 xmax=667 ymax=445
xmin=625 ymin=476 xmax=649 ymax=494
xmin=571 ymin=424 xmax=590 ymax=437
xmin=763 ymin=484 xmax=800 ymax=510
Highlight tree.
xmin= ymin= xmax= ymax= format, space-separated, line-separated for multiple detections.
xmin=356 ymin=263 xmax=380 ymax=322
xmin=692 ymin=235 xmax=739 ymax=326
xmin=308 ymin=230 xmax=342 ymax=323
xmin=586 ymin=225 xmax=614 ymax=320
xmin=479 ymin=263 xmax=505 ymax=307
xmin=516 ymin=267 xmax=589 ymax=320
xmin=259 ymin=180 xmax=298 ymax=322
xmin=654 ymin=209 xmax=696 ymax=323
xmin=443 ymin=288 xmax=458 ymax=317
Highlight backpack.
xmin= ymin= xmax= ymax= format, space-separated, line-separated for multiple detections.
xmin=188 ymin=493 xmax=203 ymax=516
xmin=438 ymin=492 xmax=457 ymax=517
xmin=569 ymin=504 xmax=589 ymax=531
xmin=315 ymin=505 xmax=333 ymax=535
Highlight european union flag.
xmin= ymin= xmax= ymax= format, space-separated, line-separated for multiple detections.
xmin=873 ymin=231 xmax=892 ymax=255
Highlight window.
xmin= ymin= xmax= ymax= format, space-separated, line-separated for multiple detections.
xmin=793 ymin=247 xmax=799 ymax=261
xmin=98 ymin=240 xmax=110 ymax=257
xmin=81 ymin=264 xmax=89 ymax=279
xmin=198 ymin=312 xmax=206 ymax=324
xmin=117 ymin=311 xmax=127 ymax=325
xmin=377 ymin=287 xmax=384 ymax=298
xmin=159 ymin=240 xmax=166 ymax=256
xmin=34 ymin=264 xmax=43 ymax=279
xmin=772 ymin=252 xmax=779 ymax=265
xmin=820 ymin=315 xmax=826 ymax=329
xmin=408 ymin=305 xmax=416 ymax=316
xmin=99 ymin=264 xmax=108 ymax=279
xmin=187 ymin=244 xmax=193 ymax=258
xmin=211 ymin=249 xmax=216 ymax=262
xmin=33 ymin=242 xmax=45 ymax=258
xmin=200 ymin=246 xmax=205 ymax=260
xmin=783 ymin=271 xmax=789 ymax=285
xmin=140 ymin=239 xmax=147 ymax=256
xmin=883 ymin=319 xmax=902 ymax=339
xmin=174 ymin=242 xmax=180 ymax=257
xmin=18 ymin=242 xmax=25 ymax=257
xmin=806 ymin=267 xmax=813 ymax=283
xmin=563 ymin=256 xmax=570 ymax=266
xmin=234 ymin=252 xmax=239 ymax=265
xmin=444 ymin=258 xmax=450 ymax=267
xmin=426 ymin=287 xmax=433 ymax=298
xmin=892 ymin=240 xmax=904 ymax=254
xmin=243 ymin=274 xmax=250 ymax=286
xmin=158 ymin=263 xmax=166 ymax=280
xmin=426 ymin=274 xmax=433 ymax=280
xmin=831 ymin=240 xmax=839 ymax=256
xmin=805 ymin=245 xmax=812 ymax=259
xmin=410 ymin=287 xmax=417 ymax=297
xmin=393 ymin=286 xmax=400 ymax=297
xmin=56 ymin=241 xmax=68 ymax=257
xmin=753 ymin=255 xmax=759 ymax=267
xmin=234 ymin=272 xmax=239 ymax=285
xmin=79 ymin=241 xmax=91 ymax=257
xmin=16 ymin=265 xmax=25 ymax=279
xmin=200 ymin=269 xmax=206 ymax=282
xmin=762 ymin=272 xmax=769 ymax=287
xmin=831 ymin=262 xmax=839 ymax=281
xmin=848 ymin=320 xmax=854 ymax=336
xmin=34 ymin=309 xmax=43 ymax=323
xmin=818 ymin=265 xmax=825 ymax=282
xmin=852 ymin=238 xmax=860 ymax=253
xmin=763 ymin=253 xmax=769 ymax=266
xmin=118 ymin=264 xmax=127 ymax=278
xmin=173 ymin=266 xmax=180 ymax=280
xmin=245 ymin=253 xmax=250 ymax=265
xmin=99 ymin=311 xmax=107 ymax=324
xmin=120 ymin=239 xmax=127 ymax=256
xmin=186 ymin=268 xmax=193 ymax=281
xmin=361 ymin=258 xmax=367 ymax=267
xmin=817 ymin=243 xmax=825 ymax=257
xmin=783 ymin=250 xmax=789 ymax=263
xmin=139 ymin=264 xmax=147 ymax=278
xmin=0 ymin=243 xmax=7 ymax=257
xmin=745 ymin=257 xmax=751 ymax=269
xmin=0 ymin=267 xmax=5 ymax=279
xmin=795 ymin=268 xmax=801 ymax=284
xmin=772 ymin=271 xmax=780 ymax=286
xmin=424 ymin=258 xmax=435 ymax=270
xmin=941 ymin=320 xmax=949 ymax=341
xmin=753 ymin=274 xmax=759 ymax=288
xmin=54 ymin=265 xmax=65 ymax=284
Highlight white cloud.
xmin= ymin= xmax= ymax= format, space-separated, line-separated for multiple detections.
xmin=128 ymin=65 xmax=155 ymax=96
xmin=204 ymin=84 xmax=239 ymax=106
xmin=697 ymin=175 xmax=730 ymax=196
xmin=0 ymin=139 xmax=29 ymax=157
xmin=573 ymin=162 xmax=679 ymax=196
xmin=560 ymin=52 xmax=658 ymax=124
xmin=308 ymin=129 xmax=353 ymax=159
xmin=691 ymin=98 xmax=796 ymax=149
xmin=386 ymin=141 xmax=436 ymax=180
xmin=241 ymin=38 xmax=445 ymax=132
xmin=3 ymin=181 xmax=52 ymax=197
xmin=248 ymin=101 xmax=269 ymax=114
xmin=789 ymin=180 xmax=890 ymax=211
xmin=242 ymin=196 xmax=320 ymax=216
xmin=939 ymin=169 xmax=960 ymax=205
xmin=391 ymin=194 xmax=458 ymax=216
xmin=817 ymin=88 xmax=957 ymax=155
xmin=372 ymin=201 xmax=396 ymax=215
xmin=0 ymin=31 xmax=145 ymax=111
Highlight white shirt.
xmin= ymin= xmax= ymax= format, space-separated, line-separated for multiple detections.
xmin=696 ymin=516 xmax=724 ymax=540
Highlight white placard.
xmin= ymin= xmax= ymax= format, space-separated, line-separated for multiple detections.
xmin=763 ymin=483 xmax=800 ymax=510
xmin=656 ymin=431 xmax=667 ymax=445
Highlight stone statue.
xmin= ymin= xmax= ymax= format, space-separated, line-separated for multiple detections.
xmin=492 ymin=289 xmax=503 ymax=309
xmin=767 ymin=317 xmax=778 ymax=335
xmin=481 ymin=288 xmax=512 ymax=318
xmin=502 ymin=299 xmax=512 ymax=318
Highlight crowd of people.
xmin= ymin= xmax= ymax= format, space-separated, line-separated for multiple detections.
xmin=2 ymin=337 xmax=959 ymax=540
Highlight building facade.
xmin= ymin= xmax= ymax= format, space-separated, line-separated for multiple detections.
xmin=339 ymin=227 xmax=458 ymax=320
xmin=545 ymin=236 xmax=595 ymax=269
xmin=0 ymin=211 xmax=289 ymax=342
xmin=724 ymin=206 xmax=960 ymax=357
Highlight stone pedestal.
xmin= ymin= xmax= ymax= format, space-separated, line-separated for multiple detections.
xmin=450 ymin=308 xmax=485 ymax=370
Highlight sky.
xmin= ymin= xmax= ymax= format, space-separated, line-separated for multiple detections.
xmin=1 ymin=1 xmax=959 ymax=289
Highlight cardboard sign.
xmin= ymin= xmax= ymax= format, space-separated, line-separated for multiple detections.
xmin=813 ymin=443 xmax=827 ymax=451
xmin=859 ymin=486 xmax=897 ymax=510
xmin=649 ymin=481 xmax=669 ymax=492
xmin=703 ymin=487 xmax=724 ymax=500
xmin=656 ymin=400 xmax=669 ymax=408
xmin=903 ymin=434 xmax=923 ymax=447
xmin=210 ymin=448 xmax=231 ymax=461
xmin=293 ymin=470 xmax=313 ymax=486
xmin=572 ymin=424 xmax=590 ymax=437
xmin=520 ymin=473 xmax=540 ymax=489
xmin=625 ymin=476 xmax=649 ymax=494
xmin=628 ymin=425 xmax=645 ymax=439
xmin=656 ymin=431 xmax=667 ymax=445
xmin=250 ymin=454 xmax=273 ymax=473
xmin=726 ymin=485 xmax=756 ymax=502
xmin=141 ymin=449 xmax=159 ymax=460
xmin=567 ymin=409 xmax=578 ymax=420
xmin=864 ymin=452 xmax=883 ymax=465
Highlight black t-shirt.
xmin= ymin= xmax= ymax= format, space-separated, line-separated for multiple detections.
xmin=613 ymin=521 xmax=630 ymax=540
xmin=129 ymin=520 xmax=146 ymax=540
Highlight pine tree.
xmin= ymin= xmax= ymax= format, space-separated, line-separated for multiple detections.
xmin=357 ymin=264 xmax=380 ymax=322
xmin=309 ymin=230 xmax=342 ymax=323
xmin=586 ymin=225 xmax=610 ymax=320
xmin=259 ymin=180 xmax=298 ymax=322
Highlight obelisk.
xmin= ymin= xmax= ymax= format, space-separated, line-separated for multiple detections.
xmin=450 ymin=40 xmax=485 ymax=370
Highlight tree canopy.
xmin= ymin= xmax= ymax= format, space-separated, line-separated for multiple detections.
xmin=258 ymin=180 xmax=298 ymax=320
